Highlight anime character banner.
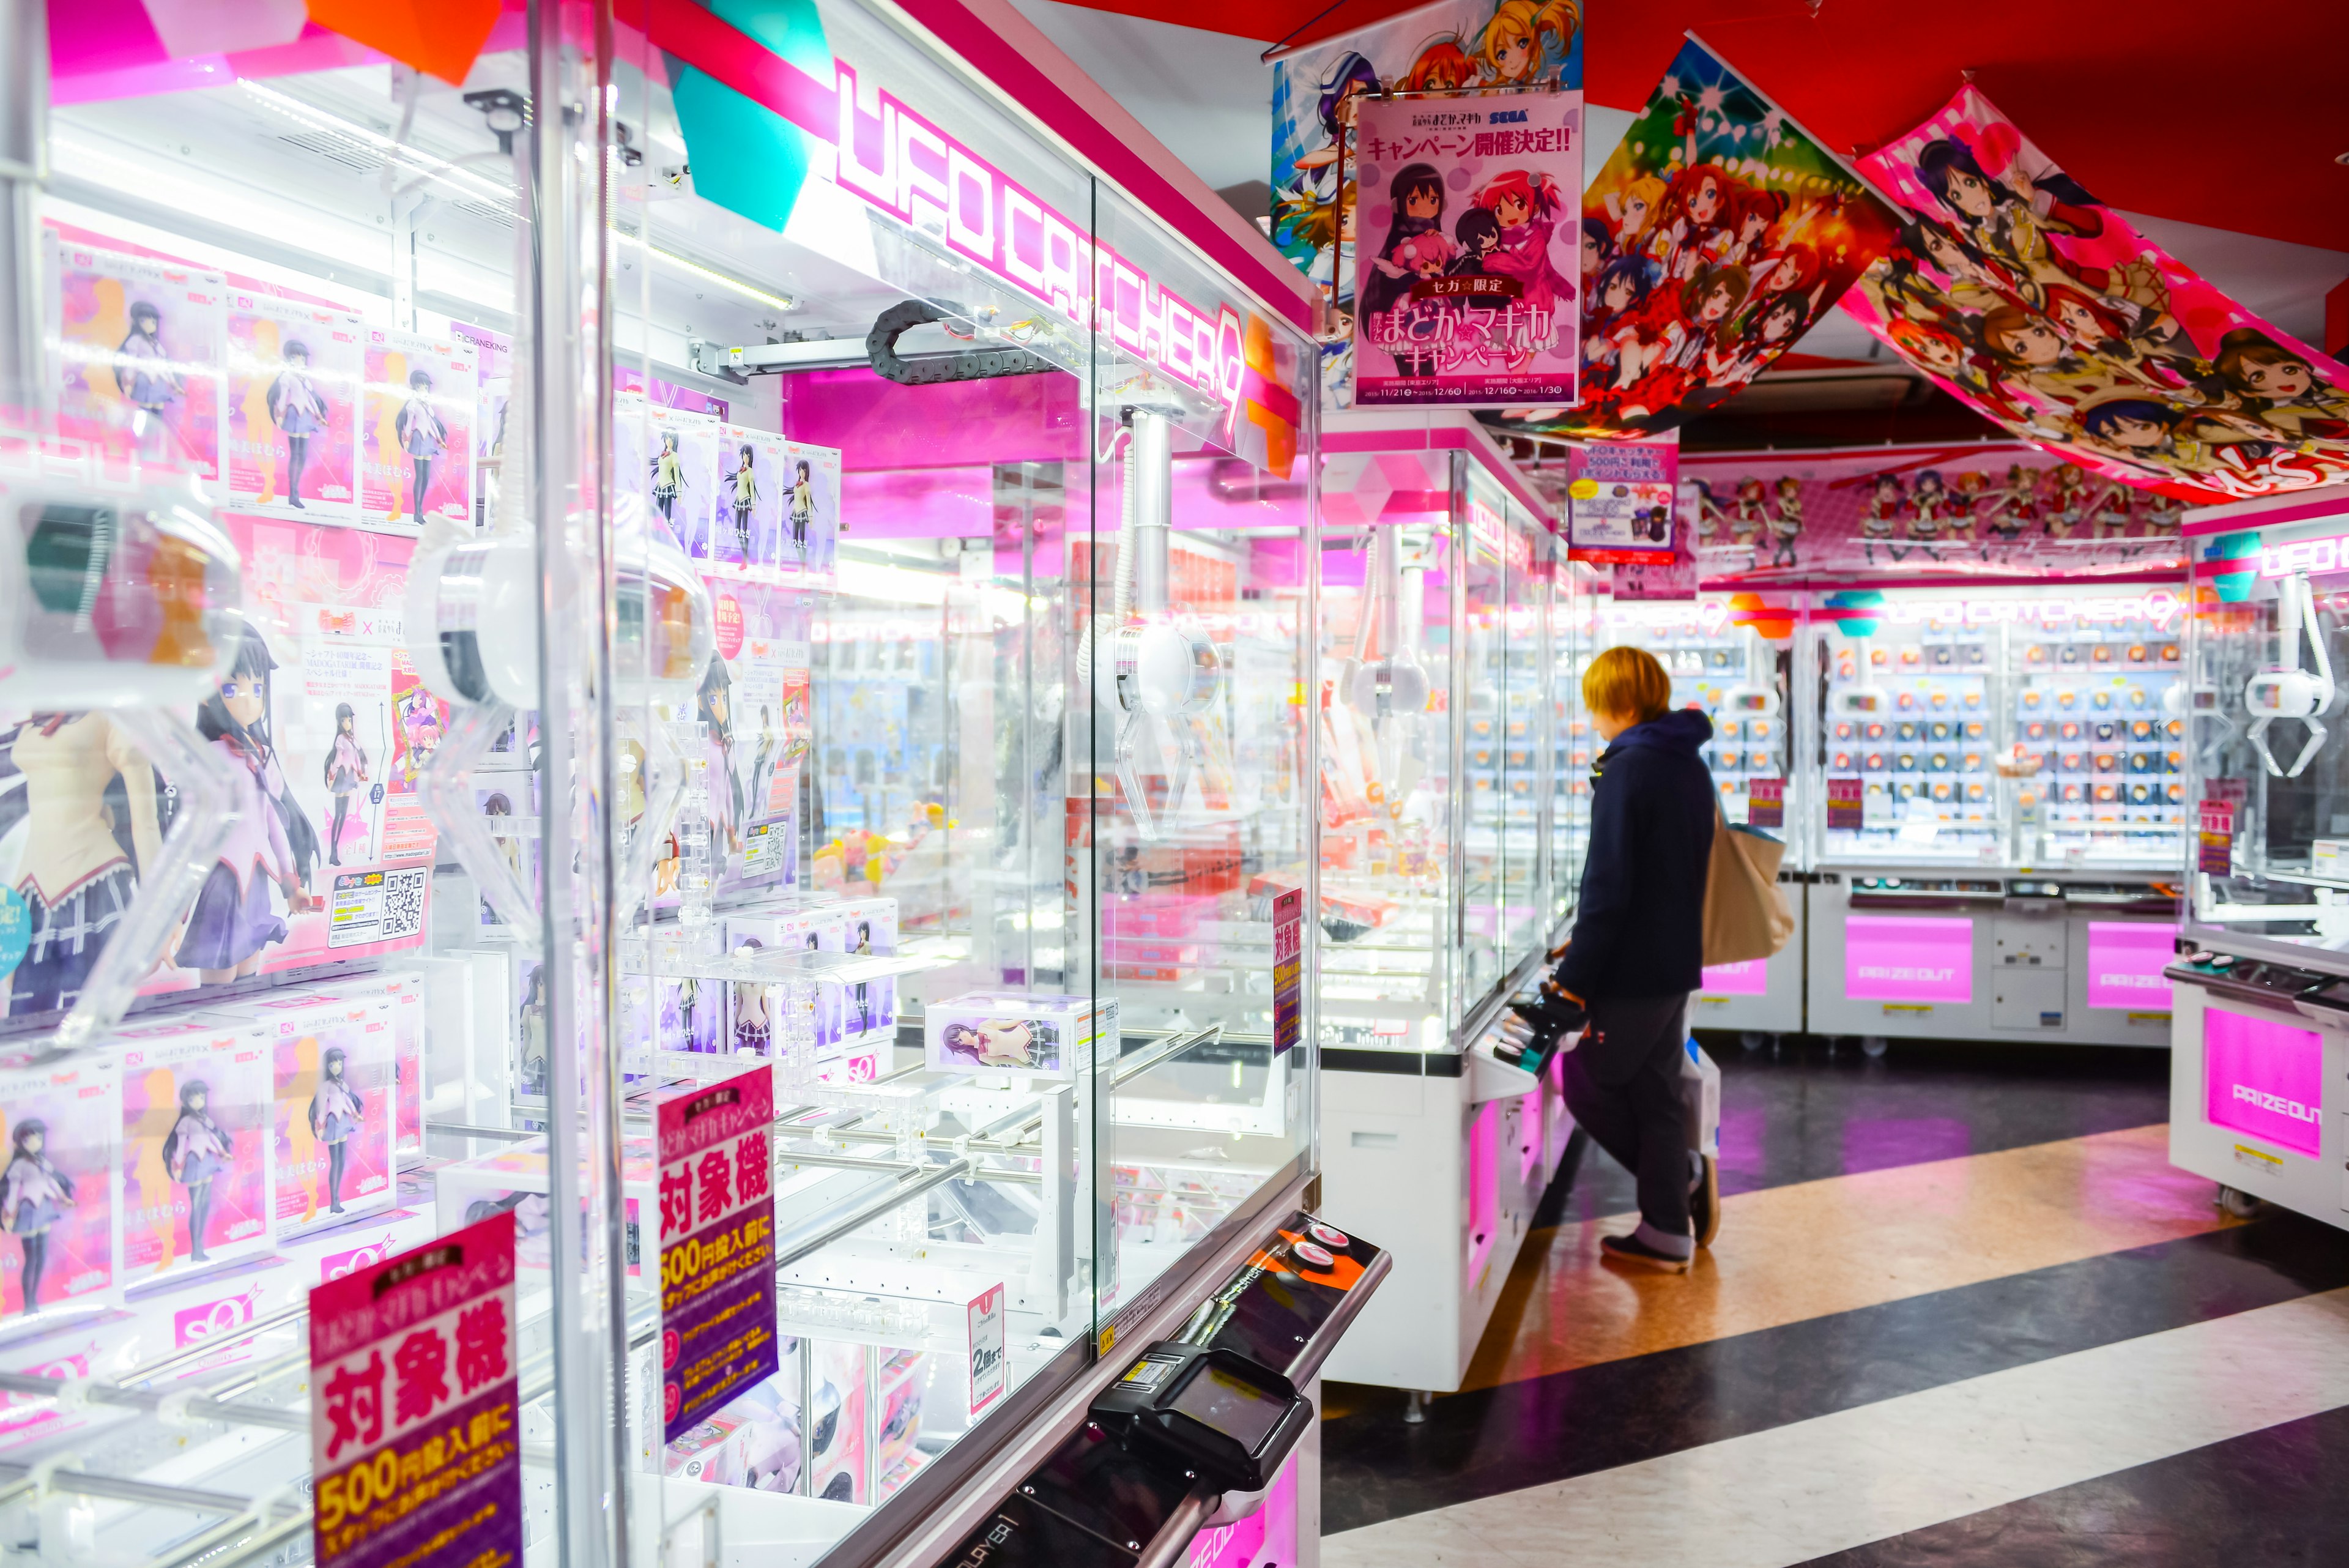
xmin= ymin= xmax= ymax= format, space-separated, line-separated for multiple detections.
xmin=1844 ymin=84 xmax=2349 ymax=503
xmin=361 ymin=329 xmax=476 ymax=532
xmin=1567 ymin=439 xmax=1676 ymax=562
xmin=1270 ymin=0 xmax=1584 ymax=409
xmin=226 ymin=294 xmax=363 ymax=522
xmin=1350 ymin=92 xmax=1584 ymax=405
xmin=50 ymin=238 xmax=226 ymax=486
xmin=1677 ymin=440 xmax=2184 ymax=582
xmin=1488 ymin=36 xmax=1896 ymax=443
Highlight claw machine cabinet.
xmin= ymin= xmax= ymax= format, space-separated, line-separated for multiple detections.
xmin=1595 ymin=592 xmax=1808 ymax=1039
xmin=2169 ymin=486 xmax=2349 ymax=1232
xmin=1804 ymin=581 xmax=2189 ymax=1046
xmin=1309 ymin=410 xmax=1568 ymax=1395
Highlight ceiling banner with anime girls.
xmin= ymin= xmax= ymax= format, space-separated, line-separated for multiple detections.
xmin=1844 ymin=84 xmax=2349 ymax=504
xmin=1270 ymin=0 xmax=1585 ymax=410
xmin=1675 ymin=440 xmax=2185 ymax=585
xmin=1349 ymin=92 xmax=1584 ymax=404
xmin=1482 ymin=35 xmax=1898 ymax=444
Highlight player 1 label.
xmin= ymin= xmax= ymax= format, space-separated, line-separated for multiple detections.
xmin=310 ymin=1209 xmax=520 ymax=1568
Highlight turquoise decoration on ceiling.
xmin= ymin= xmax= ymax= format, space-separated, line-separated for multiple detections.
xmin=667 ymin=0 xmax=831 ymax=233
xmin=2204 ymin=530 xmax=2259 ymax=604
xmin=1823 ymin=589 xmax=1883 ymax=637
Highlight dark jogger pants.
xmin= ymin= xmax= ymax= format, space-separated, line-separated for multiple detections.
xmin=1559 ymin=992 xmax=1691 ymax=1239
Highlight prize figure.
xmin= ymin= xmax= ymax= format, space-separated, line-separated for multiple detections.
xmin=162 ymin=1079 xmax=234 ymax=1263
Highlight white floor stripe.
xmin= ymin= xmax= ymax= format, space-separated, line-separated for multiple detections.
xmin=1319 ymin=1287 xmax=2349 ymax=1568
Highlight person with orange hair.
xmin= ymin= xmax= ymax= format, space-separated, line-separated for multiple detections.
xmin=1513 ymin=645 xmax=1716 ymax=1270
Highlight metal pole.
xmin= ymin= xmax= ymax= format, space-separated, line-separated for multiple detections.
xmin=0 ymin=0 xmax=49 ymax=418
xmin=527 ymin=1 xmax=627 ymax=1564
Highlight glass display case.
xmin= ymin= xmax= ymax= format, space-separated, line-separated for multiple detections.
xmin=1814 ymin=585 xmax=2188 ymax=870
xmin=2169 ymin=486 xmax=2349 ymax=1233
xmin=1313 ymin=414 xmax=1560 ymax=1056
xmin=1805 ymin=582 xmax=2187 ymax=1047
xmin=1310 ymin=412 xmax=1575 ymax=1398
xmin=0 ymin=4 xmax=1328 ymax=1564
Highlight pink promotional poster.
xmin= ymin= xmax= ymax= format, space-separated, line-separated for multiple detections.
xmin=1843 ymin=915 xmax=1974 ymax=1004
xmin=361 ymin=329 xmax=477 ymax=531
xmin=1350 ymin=91 xmax=1583 ymax=406
xmin=1847 ymin=84 xmax=2349 ymax=503
xmin=226 ymin=294 xmax=364 ymax=522
xmin=2202 ymin=1008 xmax=2324 ymax=1159
xmin=50 ymin=237 xmax=226 ymax=485
xmin=121 ymin=1021 xmax=273 ymax=1282
xmin=0 ymin=1058 xmax=118 ymax=1318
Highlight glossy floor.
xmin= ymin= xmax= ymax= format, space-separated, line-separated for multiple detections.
xmin=1318 ymin=1037 xmax=2349 ymax=1565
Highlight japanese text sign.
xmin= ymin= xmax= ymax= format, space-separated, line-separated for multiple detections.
xmin=1271 ymin=887 xmax=1304 ymax=1055
xmin=1351 ymin=92 xmax=1583 ymax=407
xmin=2199 ymin=799 xmax=2235 ymax=877
xmin=309 ymin=1209 xmax=519 ymax=1568
xmin=657 ymin=1066 xmax=779 ymax=1443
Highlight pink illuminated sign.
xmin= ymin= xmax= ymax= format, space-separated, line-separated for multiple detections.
xmin=2203 ymin=1006 xmax=2324 ymax=1158
xmin=2086 ymin=923 xmax=2176 ymax=1010
xmin=1844 ymin=916 xmax=1973 ymax=1004
xmin=1701 ymin=959 xmax=1770 ymax=997
xmin=832 ymin=64 xmax=1288 ymax=461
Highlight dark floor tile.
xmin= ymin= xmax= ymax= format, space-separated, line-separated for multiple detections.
xmin=1792 ymin=1403 xmax=2349 ymax=1567
xmin=1319 ymin=1209 xmax=2349 ymax=1532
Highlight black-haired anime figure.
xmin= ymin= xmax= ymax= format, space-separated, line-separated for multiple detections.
xmin=176 ymin=619 xmax=321 ymax=984
xmin=266 ymin=339 xmax=328 ymax=509
xmin=849 ymin=919 xmax=874 ymax=1035
xmin=653 ymin=431 xmax=685 ymax=524
xmin=395 ymin=369 xmax=448 ymax=527
xmin=938 ymin=1018 xmax=1053 ymax=1071
xmin=323 ymin=702 xmax=368 ymax=867
xmin=3 ymin=711 xmax=162 ymax=1014
xmin=698 ymin=653 xmax=742 ymax=857
xmin=308 ymin=1046 xmax=364 ymax=1214
xmin=1 ymin=1120 xmax=73 ymax=1314
xmin=730 ymin=443 xmax=759 ymax=562
xmin=789 ymin=458 xmax=814 ymax=560
xmin=162 ymin=1079 xmax=233 ymax=1263
xmin=116 ymin=300 xmax=184 ymax=463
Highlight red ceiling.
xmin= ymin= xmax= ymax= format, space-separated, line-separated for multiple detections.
xmin=1069 ymin=0 xmax=2349 ymax=254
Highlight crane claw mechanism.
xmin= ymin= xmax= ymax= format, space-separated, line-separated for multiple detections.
xmin=2244 ymin=571 xmax=2336 ymax=779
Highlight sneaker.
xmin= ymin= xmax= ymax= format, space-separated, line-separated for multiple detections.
xmin=1600 ymin=1231 xmax=1690 ymax=1273
xmin=1691 ymin=1154 xmax=1721 ymax=1249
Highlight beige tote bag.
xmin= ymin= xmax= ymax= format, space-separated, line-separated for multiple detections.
xmin=1702 ymin=800 xmax=1794 ymax=968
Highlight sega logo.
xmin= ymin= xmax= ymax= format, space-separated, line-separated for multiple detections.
xmin=1490 ymin=109 xmax=1528 ymax=123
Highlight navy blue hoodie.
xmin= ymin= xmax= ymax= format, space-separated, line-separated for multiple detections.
xmin=1554 ymin=708 xmax=1716 ymax=1001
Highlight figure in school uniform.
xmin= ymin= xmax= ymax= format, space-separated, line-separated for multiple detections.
xmin=115 ymin=300 xmax=185 ymax=463
xmin=308 ymin=1046 xmax=365 ymax=1214
xmin=176 ymin=621 xmax=321 ymax=985
xmin=265 ymin=340 xmax=328 ymax=508
xmin=322 ymin=702 xmax=368 ymax=867
xmin=394 ymin=370 xmax=448 ymax=527
xmin=163 ymin=1080 xmax=235 ymax=1263
xmin=0 ymin=1121 xmax=73 ymax=1314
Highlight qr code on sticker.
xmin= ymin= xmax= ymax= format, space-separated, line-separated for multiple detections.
xmin=379 ymin=866 xmax=427 ymax=941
